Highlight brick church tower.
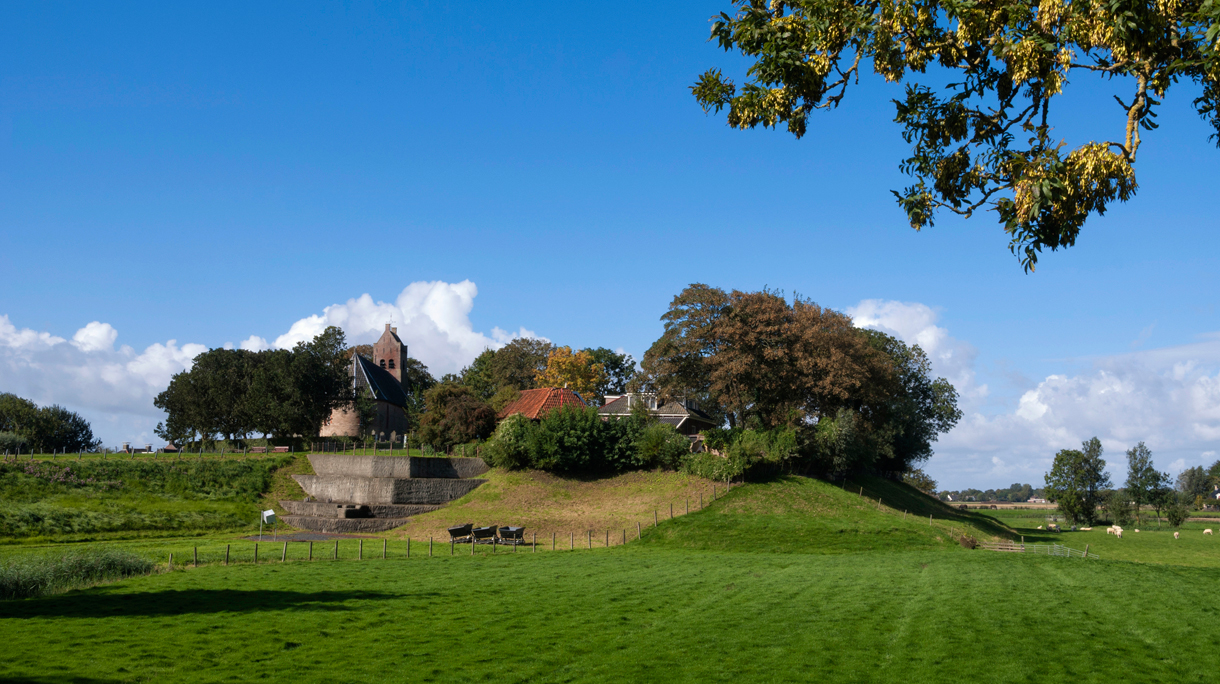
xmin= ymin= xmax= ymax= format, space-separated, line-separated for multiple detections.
xmin=372 ymin=324 xmax=408 ymax=383
xmin=318 ymin=323 xmax=412 ymax=439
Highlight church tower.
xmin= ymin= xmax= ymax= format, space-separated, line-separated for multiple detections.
xmin=371 ymin=323 xmax=408 ymax=386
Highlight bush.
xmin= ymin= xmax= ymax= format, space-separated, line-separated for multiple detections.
xmin=0 ymin=431 xmax=28 ymax=453
xmin=1166 ymin=497 xmax=1190 ymax=528
xmin=0 ymin=548 xmax=154 ymax=600
xmin=484 ymin=414 xmax=533 ymax=469
xmin=634 ymin=423 xmax=691 ymax=470
xmin=682 ymin=450 xmax=749 ymax=481
xmin=528 ymin=405 xmax=606 ymax=472
xmin=684 ymin=427 xmax=798 ymax=481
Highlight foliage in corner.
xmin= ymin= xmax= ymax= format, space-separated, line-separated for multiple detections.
xmin=693 ymin=0 xmax=1220 ymax=270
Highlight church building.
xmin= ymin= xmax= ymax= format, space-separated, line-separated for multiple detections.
xmin=320 ymin=324 xmax=412 ymax=439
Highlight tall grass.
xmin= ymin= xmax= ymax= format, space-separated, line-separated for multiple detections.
xmin=0 ymin=548 xmax=155 ymax=600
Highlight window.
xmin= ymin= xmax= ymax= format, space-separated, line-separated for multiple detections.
xmin=388 ymin=359 xmax=395 ymax=369
xmin=379 ymin=360 xmax=386 ymax=369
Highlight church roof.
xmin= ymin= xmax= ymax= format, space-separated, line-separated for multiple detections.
xmin=497 ymin=387 xmax=586 ymax=420
xmin=354 ymin=355 xmax=409 ymax=408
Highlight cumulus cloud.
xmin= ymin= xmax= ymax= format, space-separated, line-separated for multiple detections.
xmin=0 ymin=314 xmax=207 ymax=448
xmin=848 ymin=299 xmax=986 ymax=403
xmin=269 ymin=280 xmax=543 ymax=374
xmin=0 ymin=280 xmax=536 ymax=449
xmin=848 ymin=301 xmax=1220 ymax=489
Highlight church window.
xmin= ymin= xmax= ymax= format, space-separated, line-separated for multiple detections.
xmin=388 ymin=359 xmax=395 ymax=369
xmin=379 ymin=360 xmax=386 ymax=369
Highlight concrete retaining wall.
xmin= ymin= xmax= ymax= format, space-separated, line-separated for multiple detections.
xmin=280 ymin=500 xmax=440 ymax=518
xmin=306 ymin=455 xmax=488 ymax=479
xmin=280 ymin=515 xmax=411 ymax=533
xmin=293 ymin=475 xmax=486 ymax=505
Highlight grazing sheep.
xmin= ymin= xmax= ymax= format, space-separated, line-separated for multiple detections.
xmin=1048 ymin=524 xmax=1061 ymax=532
xmin=1107 ymin=527 xmax=1116 ymax=535
xmin=1116 ymin=529 xmax=1123 ymax=539
xmin=1036 ymin=525 xmax=1043 ymax=530
xmin=1174 ymin=531 xmax=1180 ymax=539
xmin=1080 ymin=527 xmax=1093 ymax=531
xmin=1134 ymin=529 xmax=1140 ymax=533
xmin=1205 ymin=529 xmax=1213 ymax=535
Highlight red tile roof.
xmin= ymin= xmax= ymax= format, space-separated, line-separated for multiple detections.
xmin=497 ymin=387 xmax=586 ymax=420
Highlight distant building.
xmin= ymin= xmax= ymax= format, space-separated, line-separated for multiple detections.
xmin=320 ymin=324 xmax=411 ymax=439
xmin=497 ymin=387 xmax=586 ymax=421
xmin=1028 ymin=497 xmax=1049 ymax=504
xmin=597 ymin=393 xmax=718 ymax=436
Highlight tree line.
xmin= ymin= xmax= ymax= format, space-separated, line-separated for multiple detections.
xmin=154 ymin=327 xmax=353 ymax=446
xmin=1044 ymin=438 xmax=1220 ymax=527
xmin=0 ymin=393 xmax=100 ymax=453
xmin=936 ymin=483 xmax=1046 ymax=503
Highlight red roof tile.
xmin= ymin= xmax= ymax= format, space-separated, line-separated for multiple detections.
xmin=497 ymin=387 xmax=587 ymax=420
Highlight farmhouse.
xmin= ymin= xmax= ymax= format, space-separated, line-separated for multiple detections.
xmin=320 ymin=324 xmax=411 ymax=439
xmin=598 ymin=393 xmax=718 ymax=436
xmin=497 ymin=387 xmax=586 ymax=420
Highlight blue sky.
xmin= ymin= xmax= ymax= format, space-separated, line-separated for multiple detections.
xmin=3 ymin=2 xmax=1218 ymax=489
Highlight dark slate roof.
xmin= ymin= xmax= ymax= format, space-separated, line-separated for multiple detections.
xmin=355 ymin=355 xmax=409 ymax=408
xmin=497 ymin=388 xmax=586 ymax=420
xmin=597 ymin=395 xmax=718 ymax=429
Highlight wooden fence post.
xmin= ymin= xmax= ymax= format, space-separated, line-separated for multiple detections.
xmin=713 ymin=485 xmax=716 ymax=500
xmin=654 ymin=511 xmax=658 ymax=527
xmin=168 ymin=552 xmax=173 ymax=570
xmin=622 ymin=529 xmax=626 ymax=545
xmin=254 ymin=544 xmax=258 ymax=564
xmin=637 ymin=521 xmax=642 ymax=539
xmin=588 ymin=530 xmax=591 ymax=549
xmin=700 ymin=492 xmax=703 ymax=509
xmin=282 ymin=542 xmax=287 ymax=562
xmin=471 ymin=538 xmax=475 ymax=555
xmin=1083 ymin=544 xmax=1089 ymax=559
xmin=194 ymin=547 xmax=198 ymax=567
xmin=359 ymin=540 xmax=363 ymax=560
xmin=670 ymin=503 xmax=673 ymax=519
xmin=308 ymin=542 xmax=312 ymax=561
xmin=225 ymin=544 xmax=230 ymax=566
xmin=552 ymin=532 xmax=556 ymax=551
xmin=605 ymin=530 xmax=609 ymax=548
xmin=686 ymin=499 xmax=689 ymax=515
xmin=532 ymin=532 xmax=536 ymax=552
xmin=570 ymin=533 xmax=574 ymax=550
xmin=334 ymin=540 xmax=338 ymax=560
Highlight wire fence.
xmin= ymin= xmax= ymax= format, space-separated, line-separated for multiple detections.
xmin=979 ymin=541 xmax=1098 ymax=560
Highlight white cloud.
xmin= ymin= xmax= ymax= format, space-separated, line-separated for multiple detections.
xmin=71 ymin=321 xmax=118 ymax=353
xmin=270 ymin=281 xmax=544 ymax=375
xmin=0 ymin=280 xmax=536 ymax=449
xmin=848 ymin=299 xmax=987 ymax=403
xmin=846 ymin=301 xmax=1220 ymax=490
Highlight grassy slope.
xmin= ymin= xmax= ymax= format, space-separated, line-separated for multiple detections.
xmin=4 ymin=476 xmax=1220 ymax=681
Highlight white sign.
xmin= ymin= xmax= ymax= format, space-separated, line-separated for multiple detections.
xmin=261 ymin=509 xmax=277 ymax=524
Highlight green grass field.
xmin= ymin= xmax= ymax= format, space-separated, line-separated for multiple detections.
xmin=4 ymin=476 xmax=1220 ymax=682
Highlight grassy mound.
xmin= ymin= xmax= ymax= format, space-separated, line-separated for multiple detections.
xmin=639 ymin=475 xmax=1011 ymax=554
xmin=0 ymin=456 xmax=295 ymax=541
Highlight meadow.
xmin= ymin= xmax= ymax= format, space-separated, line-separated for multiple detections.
xmin=4 ymin=471 xmax=1220 ymax=682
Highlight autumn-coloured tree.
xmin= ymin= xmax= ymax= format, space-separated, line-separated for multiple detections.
xmin=692 ymin=0 xmax=1220 ymax=270
xmin=534 ymin=346 xmax=607 ymax=399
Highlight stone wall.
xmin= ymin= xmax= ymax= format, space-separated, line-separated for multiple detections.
xmin=306 ymin=455 xmax=489 ymax=479
xmin=292 ymin=475 xmax=486 ymax=505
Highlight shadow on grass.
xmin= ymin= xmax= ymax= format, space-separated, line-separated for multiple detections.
xmin=839 ymin=475 xmax=1018 ymax=540
xmin=3 ymin=589 xmax=401 ymax=619
xmin=1 ymin=673 xmax=127 ymax=677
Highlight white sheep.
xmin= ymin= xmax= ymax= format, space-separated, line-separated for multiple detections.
xmin=1106 ymin=527 xmax=1116 ymax=535
xmin=1205 ymin=529 xmax=1213 ymax=535
xmin=1174 ymin=531 xmax=1180 ymax=539
xmin=1036 ymin=525 xmax=1043 ymax=530
xmin=1116 ymin=529 xmax=1123 ymax=539
xmin=1134 ymin=529 xmax=1140 ymax=533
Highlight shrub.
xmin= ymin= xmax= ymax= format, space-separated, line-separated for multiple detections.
xmin=484 ymin=414 xmax=533 ymax=469
xmin=634 ymin=423 xmax=691 ymax=470
xmin=682 ymin=450 xmax=749 ymax=481
xmin=1166 ymin=497 xmax=1190 ymax=528
xmin=0 ymin=431 xmax=29 ymax=453
xmin=528 ymin=405 xmax=606 ymax=472
xmin=0 ymin=548 xmax=154 ymax=600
